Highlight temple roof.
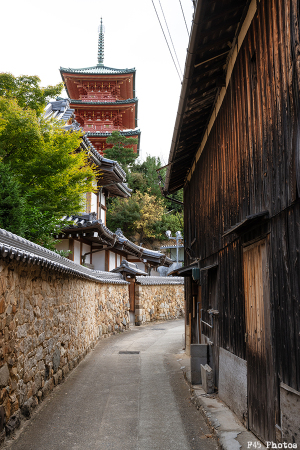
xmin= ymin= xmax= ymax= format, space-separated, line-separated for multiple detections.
xmin=111 ymin=260 xmax=147 ymax=277
xmin=86 ymin=129 xmax=140 ymax=138
xmin=60 ymin=65 xmax=136 ymax=75
xmin=56 ymin=219 xmax=173 ymax=268
xmin=44 ymin=99 xmax=132 ymax=198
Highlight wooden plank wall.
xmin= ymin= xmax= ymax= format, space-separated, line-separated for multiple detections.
xmin=184 ymin=0 xmax=300 ymax=391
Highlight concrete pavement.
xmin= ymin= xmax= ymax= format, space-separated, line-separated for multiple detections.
xmin=178 ymin=353 xmax=267 ymax=450
xmin=3 ymin=320 xmax=218 ymax=450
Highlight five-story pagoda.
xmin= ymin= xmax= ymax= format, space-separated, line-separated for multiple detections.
xmin=60 ymin=19 xmax=140 ymax=155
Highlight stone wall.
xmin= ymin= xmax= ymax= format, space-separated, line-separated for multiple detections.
xmin=135 ymin=278 xmax=184 ymax=325
xmin=0 ymin=258 xmax=129 ymax=442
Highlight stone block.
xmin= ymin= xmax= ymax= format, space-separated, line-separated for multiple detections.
xmin=52 ymin=347 xmax=60 ymax=373
xmin=21 ymin=398 xmax=33 ymax=418
xmin=0 ymin=406 xmax=5 ymax=432
xmin=5 ymin=412 xmax=20 ymax=435
xmin=62 ymin=364 xmax=69 ymax=378
xmin=201 ymin=364 xmax=214 ymax=394
xmin=0 ymin=364 xmax=10 ymax=388
xmin=41 ymin=378 xmax=54 ymax=398
xmin=0 ymin=429 xmax=5 ymax=445
xmin=190 ymin=344 xmax=207 ymax=385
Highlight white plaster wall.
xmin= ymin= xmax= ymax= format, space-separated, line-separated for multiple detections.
xmin=218 ymin=347 xmax=247 ymax=424
xmin=109 ymin=251 xmax=116 ymax=270
xmin=135 ymin=261 xmax=146 ymax=272
xmin=91 ymin=192 xmax=98 ymax=214
xmin=117 ymin=254 xmax=121 ymax=266
xmin=100 ymin=191 xmax=106 ymax=207
xmin=92 ymin=251 xmax=105 ymax=271
xmin=82 ymin=243 xmax=91 ymax=264
xmin=55 ymin=239 xmax=69 ymax=252
xmin=100 ymin=207 xmax=106 ymax=223
xmin=74 ymin=240 xmax=81 ymax=265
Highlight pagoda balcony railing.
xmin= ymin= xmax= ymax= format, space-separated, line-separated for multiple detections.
xmin=80 ymin=95 xmax=125 ymax=102
xmin=83 ymin=124 xmax=124 ymax=132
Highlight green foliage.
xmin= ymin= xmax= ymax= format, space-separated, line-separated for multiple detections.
xmin=22 ymin=206 xmax=70 ymax=253
xmin=0 ymin=162 xmax=70 ymax=253
xmin=0 ymin=75 xmax=98 ymax=251
xmin=106 ymin=195 xmax=141 ymax=238
xmin=0 ymin=161 xmax=25 ymax=236
xmin=107 ymin=190 xmax=164 ymax=242
xmin=106 ymin=153 xmax=184 ymax=245
xmin=104 ymin=130 xmax=138 ymax=171
xmin=152 ymin=212 xmax=184 ymax=240
xmin=129 ymin=155 xmax=162 ymax=198
xmin=0 ymin=73 xmax=63 ymax=116
xmin=0 ymin=97 xmax=96 ymax=217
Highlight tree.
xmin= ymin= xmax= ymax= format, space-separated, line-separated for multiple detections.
xmin=0 ymin=161 xmax=25 ymax=236
xmin=0 ymin=73 xmax=63 ymax=116
xmin=0 ymin=97 xmax=96 ymax=217
xmin=106 ymin=153 xmax=184 ymax=245
xmin=128 ymin=155 xmax=163 ymax=198
xmin=106 ymin=190 xmax=164 ymax=243
xmin=133 ymin=190 xmax=164 ymax=241
xmin=104 ymin=130 xmax=138 ymax=171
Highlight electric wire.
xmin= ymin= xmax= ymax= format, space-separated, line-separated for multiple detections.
xmin=179 ymin=0 xmax=190 ymax=36
xmin=158 ymin=0 xmax=183 ymax=78
xmin=151 ymin=0 xmax=182 ymax=82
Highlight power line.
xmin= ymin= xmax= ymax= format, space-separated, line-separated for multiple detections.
xmin=151 ymin=0 xmax=182 ymax=82
xmin=179 ymin=0 xmax=190 ymax=36
xmin=158 ymin=0 xmax=183 ymax=78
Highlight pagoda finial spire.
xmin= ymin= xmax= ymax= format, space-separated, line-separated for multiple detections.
xmin=97 ymin=18 xmax=105 ymax=66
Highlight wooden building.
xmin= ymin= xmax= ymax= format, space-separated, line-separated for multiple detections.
xmin=60 ymin=18 xmax=140 ymax=155
xmin=164 ymin=0 xmax=300 ymax=444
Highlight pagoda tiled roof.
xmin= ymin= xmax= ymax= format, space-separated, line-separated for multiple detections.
xmin=44 ymin=100 xmax=132 ymax=198
xmin=70 ymin=98 xmax=138 ymax=105
xmin=86 ymin=129 xmax=140 ymax=138
xmin=60 ymin=65 xmax=135 ymax=75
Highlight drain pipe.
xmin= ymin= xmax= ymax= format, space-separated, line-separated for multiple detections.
xmin=196 ymin=302 xmax=201 ymax=344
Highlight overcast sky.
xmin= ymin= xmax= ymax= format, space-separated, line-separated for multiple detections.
xmin=0 ymin=0 xmax=193 ymax=164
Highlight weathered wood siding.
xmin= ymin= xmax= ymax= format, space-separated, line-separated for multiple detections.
xmin=184 ymin=0 xmax=300 ymax=392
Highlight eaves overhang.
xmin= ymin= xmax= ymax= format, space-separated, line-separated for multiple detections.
xmin=59 ymin=219 xmax=172 ymax=267
xmin=164 ymin=0 xmax=251 ymax=194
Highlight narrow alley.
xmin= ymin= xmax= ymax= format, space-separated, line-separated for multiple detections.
xmin=4 ymin=320 xmax=218 ymax=450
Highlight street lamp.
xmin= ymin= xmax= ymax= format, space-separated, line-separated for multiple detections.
xmin=165 ymin=230 xmax=183 ymax=264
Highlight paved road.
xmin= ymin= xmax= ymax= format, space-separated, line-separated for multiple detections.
xmin=6 ymin=320 xmax=218 ymax=450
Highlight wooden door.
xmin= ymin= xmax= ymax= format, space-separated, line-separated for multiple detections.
xmin=128 ymin=279 xmax=135 ymax=312
xmin=243 ymin=239 xmax=275 ymax=442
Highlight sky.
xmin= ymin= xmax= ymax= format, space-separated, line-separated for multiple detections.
xmin=0 ymin=0 xmax=194 ymax=165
